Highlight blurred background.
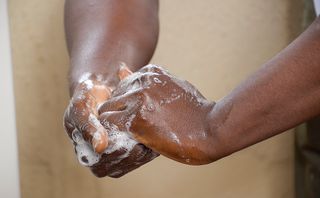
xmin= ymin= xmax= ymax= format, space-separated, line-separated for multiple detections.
xmin=7 ymin=0 xmax=307 ymax=197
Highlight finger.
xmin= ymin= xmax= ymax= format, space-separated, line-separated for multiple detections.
xmin=89 ymin=146 xmax=128 ymax=177
xmin=139 ymin=64 xmax=166 ymax=75
xmin=98 ymin=91 xmax=144 ymax=114
xmin=71 ymin=84 xmax=112 ymax=153
xmin=63 ymin=109 xmax=76 ymax=139
xmin=90 ymin=144 xmax=158 ymax=178
xmin=70 ymin=98 xmax=108 ymax=154
xmin=90 ymin=117 xmax=108 ymax=154
xmin=98 ymin=97 xmax=127 ymax=114
xmin=106 ymin=144 xmax=159 ymax=178
xmin=98 ymin=92 xmax=144 ymax=131
xmin=118 ymin=62 xmax=133 ymax=80
xmin=99 ymin=111 xmax=130 ymax=132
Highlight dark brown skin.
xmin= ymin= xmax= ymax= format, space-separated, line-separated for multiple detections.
xmin=63 ymin=0 xmax=320 ymax=177
xmin=100 ymin=17 xmax=320 ymax=165
xmin=98 ymin=65 xmax=216 ymax=165
xmin=63 ymin=0 xmax=160 ymax=177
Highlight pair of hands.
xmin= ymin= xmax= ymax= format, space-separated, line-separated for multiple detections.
xmin=64 ymin=64 xmax=215 ymax=178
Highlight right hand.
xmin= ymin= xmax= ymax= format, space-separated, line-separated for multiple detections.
xmin=63 ymin=66 xmax=159 ymax=178
xmin=98 ymin=65 xmax=216 ymax=165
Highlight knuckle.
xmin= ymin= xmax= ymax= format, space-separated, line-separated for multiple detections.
xmin=98 ymin=113 xmax=111 ymax=127
xmin=97 ymin=102 xmax=109 ymax=114
xmin=142 ymin=64 xmax=162 ymax=73
xmin=63 ymin=109 xmax=75 ymax=136
xmin=63 ymin=109 xmax=71 ymax=124
xmin=72 ymin=99 xmax=85 ymax=110
xmin=135 ymin=91 xmax=146 ymax=102
xmin=108 ymin=169 xmax=126 ymax=178
xmin=101 ymin=114 xmax=125 ymax=131
xmin=63 ymin=119 xmax=73 ymax=131
xmin=72 ymin=93 xmax=95 ymax=110
xmin=139 ymin=73 xmax=150 ymax=82
xmin=79 ymin=122 xmax=92 ymax=134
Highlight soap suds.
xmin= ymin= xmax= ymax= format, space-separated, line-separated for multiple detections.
xmin=72 ymin=64 xmax=204 ymax=168
xmin=159 ymin=94 xmax=182 ymax=106
xmin=72 ymin=123 xmax=138 ymax=167
xmin=114 ymin=70 xmax=161 ymax=96
xmin=78 ymin=72 xmax=92 ymax=84
xmin=125 ymin=114 xmax=136 ymax=131
xmin=170 ymin=78 xmax=207 ymax=106
xmin=104 ymin=127 xmax=137 ymax=155
xmin=89 ymin=113 xmax=102 ymax=128
xmin=153 ymin=77 xmax=162 ymax=84
xmin=84 ymin=80 xmax=94 ymax=89
xmin=108 ymin=170 xmax=123 ymax=177
xmin=72 ymin=129 xmax=100 ymax=166
xmin=78 ymin=72 xmax=111 ymax=91
xmin=70 ymin=71 xmax=145 ymax=168
xmin=169 ymin=132 xmax=181 ymax=145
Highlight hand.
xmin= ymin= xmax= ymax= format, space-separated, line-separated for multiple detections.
xmin=98 ymin=65 xmax=216 ymax=165
xmin=63 ymin=65 xmax=159 ymax=178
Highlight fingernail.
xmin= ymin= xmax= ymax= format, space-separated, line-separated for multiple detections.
xmin=92 ymin=129 xmax=108 ymax=153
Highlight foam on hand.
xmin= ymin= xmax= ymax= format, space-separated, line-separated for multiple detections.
xmin=71 ymin=72 xmax=141 ymax=167
xmin=72 ymin=123 xmax=138 ymax=167
xmin=71 ymin=64 xmax=204 ymax=168
xmin=72 ymin=129 xmax=100 ymax=166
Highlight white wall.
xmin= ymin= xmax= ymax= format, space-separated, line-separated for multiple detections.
xmin=0 ymin=0 xmax=20 ymax=197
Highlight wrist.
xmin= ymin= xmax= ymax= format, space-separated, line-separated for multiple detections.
xmin=69 ymin=72 xmax=116 ymax=96
xmin=184 ymin=100 xmax=224 ymax=164
xmin=67 ymin=42 xmax=155 ymax=95
xmin=205 ymin=100 xmax=234 ymax=162
xmin=68 ymin=60 xmax=129 ymax=96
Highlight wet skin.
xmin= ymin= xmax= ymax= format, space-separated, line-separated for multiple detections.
xmin=64 ymin=0 xmax=320 ymax=177
xmin=98 ymin=65 xmax=216 ymax=165
xmin=64 ymin=0 xmax=160 ymax=177
xmin=64 ymin=68 xmax=159 ymax=178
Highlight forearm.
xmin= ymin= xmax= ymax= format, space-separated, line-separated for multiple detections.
xmin=208 ymin=17 xmax=320 ymax=160
xmin=64 ymin=0 xmax=159 ymax=94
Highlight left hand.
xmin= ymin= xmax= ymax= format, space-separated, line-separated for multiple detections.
xmin=64 ymin=65 xmax=159 ymax=178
